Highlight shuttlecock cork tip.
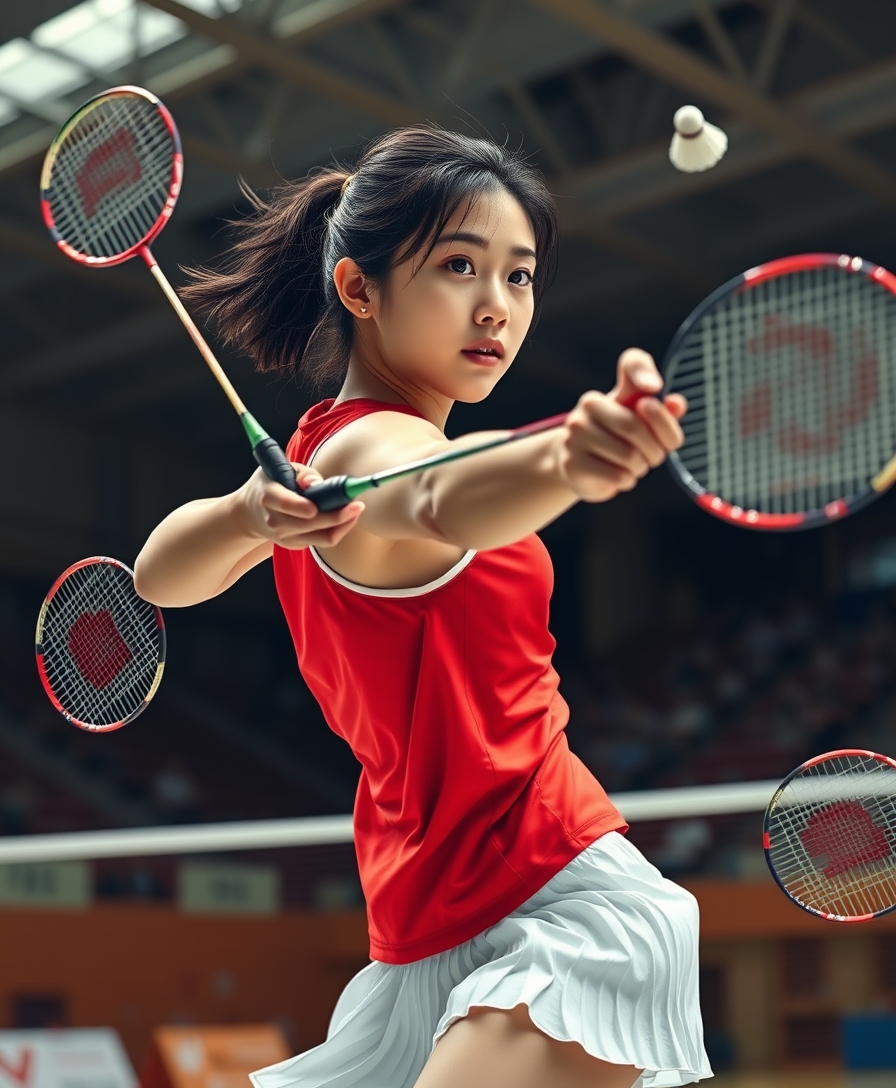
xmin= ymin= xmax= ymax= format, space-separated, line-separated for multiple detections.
xmin=673 ymin=105 xmax=705 ymax=137
xmin=669 ymin=104 xmax=728 ymax=173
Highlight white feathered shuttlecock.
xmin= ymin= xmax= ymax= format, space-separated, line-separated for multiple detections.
xmin=669 ymin=105 xmax=728 ymax=173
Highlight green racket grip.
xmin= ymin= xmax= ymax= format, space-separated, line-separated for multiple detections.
xmin=252 ymin=437 xmax=300 ymax=494
xmin=301 ymin=476 xmax=370 ymax=511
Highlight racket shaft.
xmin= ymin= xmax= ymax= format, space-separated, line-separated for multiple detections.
xmin=141 ymin=247 xmax=247 ymax=416
xmin=140 ymin=247 xmax=299 ymax=494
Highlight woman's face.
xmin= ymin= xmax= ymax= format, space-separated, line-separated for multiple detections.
xmin=360 ymin=187 xmax=538 ymax=404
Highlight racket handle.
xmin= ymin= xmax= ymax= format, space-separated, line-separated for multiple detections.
xmin=300 ymin=476 xmax=353 ymax=512
xmin=617 ymin=390 xmax=648 ymax=410
xmin=253 ymin=437 xmax=299 ymax=494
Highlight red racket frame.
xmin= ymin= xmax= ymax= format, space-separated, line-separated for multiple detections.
xmin=763 ymin=748 xmax=896 ymax=923
xmin=35 ymin=556 xmax=166 ymax=733
xmin=40 ymin=85 xmax=183 ymax=268
xmin=664 ymin=253 xmax=896 ymax=531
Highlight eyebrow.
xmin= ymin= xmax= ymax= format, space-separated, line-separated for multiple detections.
xmin=434 ymin=230 xmax=537 ymax=261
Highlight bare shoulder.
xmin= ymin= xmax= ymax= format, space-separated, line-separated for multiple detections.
xmin=312 ymin=409 xmax=448 ymax=480
xmin=309 ymin=409 xmax=464 ymax=588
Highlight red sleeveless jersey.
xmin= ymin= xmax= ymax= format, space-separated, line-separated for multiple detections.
xmin=273 ymin=399 xmax=626 ymax=963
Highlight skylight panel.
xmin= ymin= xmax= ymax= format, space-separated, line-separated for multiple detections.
xmin=34 ymin=0 xmax=136 ymax=70
xmin=0 ymin=97 xmax=19 ymax=126
xmin=0 ymin=0 xmax=245 ymax=131
xmin=0 ymin=39 xmax=87 ymax=104
xmin=138 ymin=8 xmax=191 ymax=54
xmin=178 ymin=0 xmax=243 ymax=14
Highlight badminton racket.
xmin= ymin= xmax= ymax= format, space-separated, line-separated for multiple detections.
xmin=764 ymin=749 xmax=896 ymax=922
xmin=40 ymin=85 xmax=299 ymax=494
xmin=36 ymin=557 xmax=166 ymax=732
xmin=661 ymin=253 xmax=896 ymax=530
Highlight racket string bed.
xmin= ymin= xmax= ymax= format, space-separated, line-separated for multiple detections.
xmin=37 ymin=560 xmax=164 ymax=730
xmin=670 ymin=265 xmax=896 ymax=523
xmin=45 ymin=94 xmax=176 ymax=261
xmin=766 ymin=752 xmax=896 ymax=920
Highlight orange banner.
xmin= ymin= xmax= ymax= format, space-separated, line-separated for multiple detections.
xmin=140 ymin=1025 xmax=289 ymax=1088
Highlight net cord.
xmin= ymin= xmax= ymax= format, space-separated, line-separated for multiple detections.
xmin=0 ymin=779 xmax=780 ymax=863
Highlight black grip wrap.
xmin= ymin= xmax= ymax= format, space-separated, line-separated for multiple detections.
xmin=301 ymin=477 xmax=351 ymax=511
xmin=253 ymin=437 xmax=299 ymax=493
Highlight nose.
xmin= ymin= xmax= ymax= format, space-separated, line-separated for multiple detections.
xmin=473 ymin=276 xmax=509 ymax=328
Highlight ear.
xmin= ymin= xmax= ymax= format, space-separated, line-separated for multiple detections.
xmin=333 ymin=257 xmax=372 ymax=318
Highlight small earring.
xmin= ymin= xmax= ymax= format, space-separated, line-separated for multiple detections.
xmin=360 ymin=307 xmax=367 ymax=314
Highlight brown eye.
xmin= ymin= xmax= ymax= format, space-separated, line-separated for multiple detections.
xmin=448 ymin=257 xmax=473 ymax=275
xmin=509 ymin=269 xmax=533 ymax=286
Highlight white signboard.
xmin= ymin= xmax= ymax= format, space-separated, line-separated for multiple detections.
xmin=0 ymin=864 xmax=90 ymax=909
xmin=178 ymin=862 xmax=280 ymax=915
xmin=0 ymin=1030 xmax=136 ymax=1088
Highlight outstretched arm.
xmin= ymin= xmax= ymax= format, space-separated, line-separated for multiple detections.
xmin=315 ymin=350 xmax=685 ymax=554
xmin=134 ymin=464 xmax=364 ymax=607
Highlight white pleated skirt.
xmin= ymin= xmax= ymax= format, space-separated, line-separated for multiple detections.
xmin=251 ymin=832 xmax=713 ymax=1088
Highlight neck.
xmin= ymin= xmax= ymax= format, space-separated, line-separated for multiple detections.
xmin=336 ymin=354 xmax=454 ymax=432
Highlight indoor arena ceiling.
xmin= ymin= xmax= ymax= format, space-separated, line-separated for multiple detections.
xmin=2 ymin=0 xmax=896 ymax=464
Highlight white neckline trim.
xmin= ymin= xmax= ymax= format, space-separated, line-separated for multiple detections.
xmin=309 ymin=546 xmax=477 ymax=598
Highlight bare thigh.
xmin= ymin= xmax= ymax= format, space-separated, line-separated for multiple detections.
xmin=412 ymin=1004 xmax=641 ymax=1088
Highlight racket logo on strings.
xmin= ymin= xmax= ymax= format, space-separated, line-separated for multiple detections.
xmin=799 ymin=799 xmax=892 ymax=879
xmin=740 ymin=316 xmax=879 ymax=454
xmin=77 ymin=126 xmax=142 ymax=218
xmin=36 ymin=557 xmax=166 ymax=732
xmin=67 ymin=608 xmax=134 ymax=689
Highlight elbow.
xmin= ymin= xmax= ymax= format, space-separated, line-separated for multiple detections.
xmin=412 ymin=474 xmax=472 ymax=551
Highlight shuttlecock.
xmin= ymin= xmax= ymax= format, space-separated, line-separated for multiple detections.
xmin=669 ymin=105 xmax=728 ymax=173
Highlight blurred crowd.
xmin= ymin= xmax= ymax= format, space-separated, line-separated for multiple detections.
xmin=2 ymin=582 xmax=896 ymax=887
xmin=563 ymin=590 xmax=896 ymax=874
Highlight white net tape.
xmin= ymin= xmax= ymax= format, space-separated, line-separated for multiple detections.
xmin=46 ymin=94 xmax=175 ymax=259
xmin=667 ymin=268 xmax=896 ymax=513
xmin=767 ymin=753 xmax=896 ymax=917
xmin=39 ymin=562 xmax=163 ymax=727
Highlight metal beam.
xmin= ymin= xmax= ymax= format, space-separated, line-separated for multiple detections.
xmin=140 ymin=0 xmax=417 ymax=126
xmin=691 ymin=0 xmax=747 ymax=82
xmin=530 ymin=0 xmax=896 ymax=212
xmin=752 ymin=0 xmax=797 ymax=92
xmin=752 ymin=0 xmax=864 ymax=65
xmin=0 ymin=309 xmax=181 ymax=394
xmin=562 ymin=214 xmax=716 ymax=295
xmin=0 ymin=220 xmax=158 ymax=299
xmin=180 ymin=130 xmax=282 ymax=185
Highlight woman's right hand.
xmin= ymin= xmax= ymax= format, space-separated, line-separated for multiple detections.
xmin=556 ymin=349 xmax=687 ymax=503
xmin=236 ymin=464 xmax=364 ymax=550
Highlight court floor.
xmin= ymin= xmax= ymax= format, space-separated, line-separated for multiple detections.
xmin=713 ymin=1075 xmax=894 ymax=1088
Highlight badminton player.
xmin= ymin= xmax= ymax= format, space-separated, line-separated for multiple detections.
xmin=135 ymin=127 xmax=711 ymax=1088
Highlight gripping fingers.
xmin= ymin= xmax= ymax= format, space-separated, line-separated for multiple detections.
xmin=265 ymin=500 xmax=364 ymax=549
xmin=571 ymin=393 xmax=662 ymax=473
xmin=567 ymin=454 xmax=638 ymax=501
xmin=635 ymin=396 xmax=686 ymax=452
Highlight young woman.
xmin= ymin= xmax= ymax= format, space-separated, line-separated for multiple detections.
xmin=135 ymin=128 xmax=711 ymax=1088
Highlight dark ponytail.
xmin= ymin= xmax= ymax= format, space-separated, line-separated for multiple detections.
xmin=182 ymin=127 xmax=559 ymax=389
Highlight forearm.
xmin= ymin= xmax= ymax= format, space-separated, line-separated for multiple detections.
xmin=134 ymin=489 xmax=268 ymax=607
xmin=363 ymin=429 xmax=578 ymax=550
xmin=426 ymin=429 xmax=582 ymax=548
